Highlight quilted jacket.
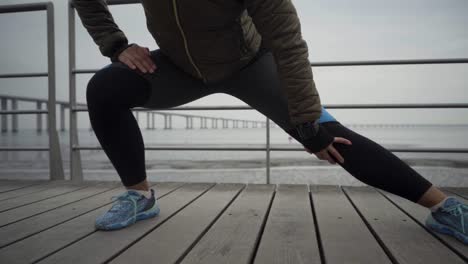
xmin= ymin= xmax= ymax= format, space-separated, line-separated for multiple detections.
xmin=72 ymin=0 xmax=325 ymax=130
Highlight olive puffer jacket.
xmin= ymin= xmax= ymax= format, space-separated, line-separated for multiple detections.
xmin=72 ymin=0 xmax=324 ymax=128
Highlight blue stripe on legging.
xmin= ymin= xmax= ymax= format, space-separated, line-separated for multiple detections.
xmin=318 ymin=106 xmax=337 ymax=123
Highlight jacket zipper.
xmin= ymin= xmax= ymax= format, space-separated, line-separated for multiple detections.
xmin=172 ymin=0 xmax=206 ymax=83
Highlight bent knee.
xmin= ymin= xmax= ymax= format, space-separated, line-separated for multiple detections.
xmin=86 ymin=67 xmax=115 ymax=107
xmin=86 ymin=66 xmax=150 ymax=109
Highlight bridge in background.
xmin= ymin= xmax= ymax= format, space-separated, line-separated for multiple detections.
xmin=0 ymin=94 xmax=271 ymax=132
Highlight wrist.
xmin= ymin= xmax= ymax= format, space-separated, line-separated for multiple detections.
xmin=295 ymin=121 xmax=334 ymax=152
xmin=110 ymin=43 xmax=135 ymax=63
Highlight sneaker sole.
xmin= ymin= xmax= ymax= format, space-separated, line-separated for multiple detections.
xmin=425 ymin=214 xmax=468 ymax=245
xmin=96 ymin=205 xmax=160 ymax=231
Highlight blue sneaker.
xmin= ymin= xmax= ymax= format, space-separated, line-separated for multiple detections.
xmin=425 ymin=196 xmax=468 ymax=245
xmin=95 ymin=188 xmax=160 ymax=230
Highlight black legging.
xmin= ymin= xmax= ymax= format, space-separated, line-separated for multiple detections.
xmin=86 ymin=47 xmax=433 ymax=203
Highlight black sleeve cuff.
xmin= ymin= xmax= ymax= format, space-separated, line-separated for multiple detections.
xmin=110 ymin=43 xmax=135 ymax=63
xmin=297 ymin=124 xmax=335 ymax=153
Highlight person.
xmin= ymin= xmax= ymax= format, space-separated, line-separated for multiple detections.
xmin=73 ymin=0 xmax=467 ymax=244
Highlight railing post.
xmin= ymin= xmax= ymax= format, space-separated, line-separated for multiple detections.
xmin=1 ymin=98 xmax=7 ymax=133
xmin=46 ymin=2 xmax=64 ymax=180
xmin=266 ymin=117 xmax=270 ymax=184
xmin=69 ymin=0 xmax=83 ymax=182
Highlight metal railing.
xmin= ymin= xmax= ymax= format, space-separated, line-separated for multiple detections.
xmin=68 ymin=0 xmax=466 ymax=183
xmin=0 ymin=2 xmax=64 ymax=180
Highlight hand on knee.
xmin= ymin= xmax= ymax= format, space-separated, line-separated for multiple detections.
xmin=305 ymin=137 xmax=352 ymax=164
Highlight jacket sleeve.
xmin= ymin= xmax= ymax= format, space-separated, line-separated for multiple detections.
xmin=72 ymin=0 xmax=129 ymax=60
xmin=243 ymin=0 xmax=322 ymax=127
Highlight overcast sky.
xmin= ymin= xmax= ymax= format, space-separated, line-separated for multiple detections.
xmin=0 ymin=0 xmax=467 ymax=128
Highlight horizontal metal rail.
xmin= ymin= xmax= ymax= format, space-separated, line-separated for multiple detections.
xmin=71 ymin=103 xmax=468 ymax=113
xmin=69 ymin=0 xmax=140 ymax=7
xmin=73 ymin=145 xmax=468 ymax=153
xmin=0 ymin=110 xmax=48 ymax=115
xmin=0 ymin=94 xmax=84 ymax=106
xmin=72 ymin=58 xmax=468 ymax=76
xmin=310 ymin=58 xmax=468 ymax=67
xmin=0 ymin=2 xmax=48 ymax=13
xmin=0 ymin=73 xmax=49 ymax=78
xmin=0 ymin=147 xmax=50 ymax=151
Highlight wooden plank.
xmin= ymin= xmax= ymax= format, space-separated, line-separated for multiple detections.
xmin=110 ymin=183 xmax=245 ymax=264
xmin=0 ymin=182 xmax=114 ymax=227
xmin=0 ymin=180 xmax=46 ymax=193
xmin=0 ymin=182 xmax=122 ymax=248
xmin=343 ymin=186 xmax=466 ymax=264
xmin=380 ymin=189 xmax=468 ymax=261
xmin=37 ymin=182 xmax=214 ymax=264
xmin=0 ymin=181 xmax=92 ymax=212
xmin=180 ymin=184 xmax=275 ymax=264
xmin=253 ymin=184 xmax=321 ymax=264
xmin=0 ymin=181 xmax=61 ymax=201
xmin=0 ymin=182 xmax=184 ymax=264
xmin=310 ymin=185 xmax=392 ymax=264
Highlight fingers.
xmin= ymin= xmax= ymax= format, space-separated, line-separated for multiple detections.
xmin=328 ymin=145 xmax=344 ymax=163
xmin=135 ymin=48 xmax=156 ymax=72
xmin=321 ymin=151 xmax=336 ymax=164
xmin=315 ymin=150 xmax=336 ymax=164
xmin=119 ymin=55 xmax=137 ymax=70
xmin=312 ymin=136 xmax=352 ymax=164
xmin=334 ymin=137 xmax=352 ymax=145
xmin=119 ymin=45 xmax=157 ymax=73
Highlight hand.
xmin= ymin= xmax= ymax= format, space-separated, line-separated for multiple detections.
xmin=118 ymin=44 xmax=157 ymax=73
xmin=305 ymin=137 xmax=352 ymax=164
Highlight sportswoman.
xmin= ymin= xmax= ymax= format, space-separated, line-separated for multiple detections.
xmin=74 ymin=0 xmax=467 ymax=244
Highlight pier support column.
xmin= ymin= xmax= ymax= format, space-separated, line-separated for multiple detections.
xmin=146 ymin=112 xmax=150 ymax=129
xmin=1 ymin=98 xmax=7 ymax=133
xmin=12 ymin=99 xmax=18 ymax=133
xmin=60 ymin=104 xmax=65 ymax=131
xmin=212 ymin=118 xmax=217 ymax=129
xmin=163 ymin=114 xmax=172 ymax=129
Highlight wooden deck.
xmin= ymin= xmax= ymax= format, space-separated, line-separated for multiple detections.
xmin=0 ymin=180 xmax=466 ymax=263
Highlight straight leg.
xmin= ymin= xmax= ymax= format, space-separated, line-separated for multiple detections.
xmin=220 ymin=47 xmax=442 ymax=205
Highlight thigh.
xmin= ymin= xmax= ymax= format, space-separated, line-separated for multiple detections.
xmin=101 ymin=49 xmax=218 ymax=109
xmin=220 ymin=49 xmax=338 ymax=132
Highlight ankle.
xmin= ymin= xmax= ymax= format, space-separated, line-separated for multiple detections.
xmin=126 ymin=179 xmax=150 ymax=192
xmin=430 ymin=196 xmax=449 ymax=212
xmin=127 ymin=188 xmax=152 ymax=199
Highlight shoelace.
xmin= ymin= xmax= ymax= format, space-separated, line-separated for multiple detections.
xmin=441 ymin=203 xmax=468 ymax=233
xmin=109 ymin=192 xmax=139 ymax=222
